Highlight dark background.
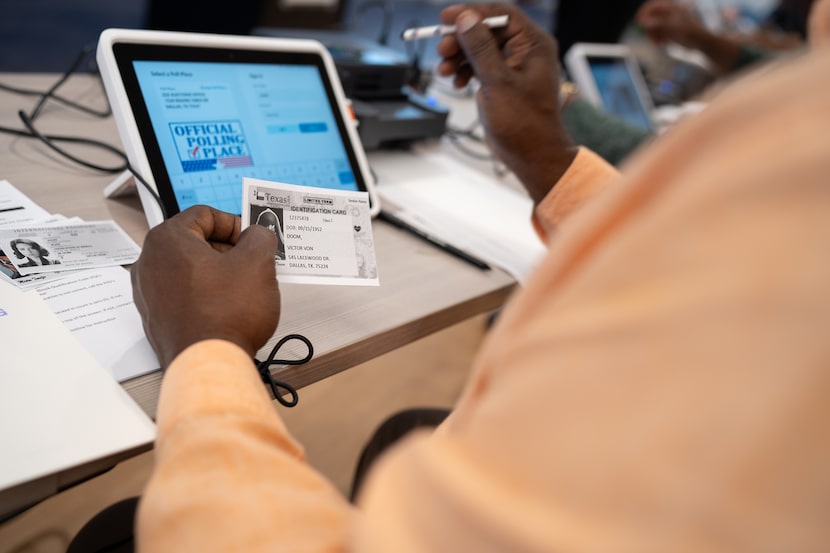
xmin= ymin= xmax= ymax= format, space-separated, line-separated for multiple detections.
xmin=0 ymin=0 xmax=556 ymax=73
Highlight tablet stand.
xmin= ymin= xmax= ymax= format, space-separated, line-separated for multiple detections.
xmin=103 ymin=169 xmax=136 ymax=198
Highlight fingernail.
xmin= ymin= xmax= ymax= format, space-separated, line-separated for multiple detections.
xmin=457 ymin=11 xmax=480 ymax=33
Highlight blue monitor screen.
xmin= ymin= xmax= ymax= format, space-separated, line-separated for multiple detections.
xmin=589 ymin=57 xmax=652 ymax=132
xmin=132 ymin=60 xmax=358 ymax=215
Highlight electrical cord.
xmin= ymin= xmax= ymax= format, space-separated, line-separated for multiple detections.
xmin=127 ymin=161 xmax=169 ymax=220
xmin=443 ymin=125 xmax=510 ymax=177
xmin=15 ymin=110 xmax=127 ymax=172
xmin=255 ymin=334 xmax=314 ymax=407
xmin=26 ymin=44 xmax=99 ymax=121
xmin=351 ymin=0 xmax=395 ymax=45
xmin=0 ymin=43 xmax=168 ymax=219
xmin=0 ymin=81 xmax=110 ymax=118
xmin=0 ymin=43 xmax=120 ymax=171
xmin=444 ymin=131 xmax=493 ymax=161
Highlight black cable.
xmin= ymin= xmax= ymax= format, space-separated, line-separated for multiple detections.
xmin=351 ymin=0 xmax=395 ymax=45
xmin=126 ymin=162 xmax=169 ymax=221
xmin=443 ymin=129 xmax=510 ymax=177
xmin=8 ymin=113 xmax=168 ymax=219
xmin=27 ymin=44 xmax=97 ymax=122
xmin=0 ymin=43 xmax=168 ymax=219
xmin=444 ymin=131 xmax=494 ymax=161
xmin=255 ymin=334 xmax=314 ymax=407
xmin=0 ymin=43 xmax=121 ymax=172
xmin=16 ymin=110 xmax=128 ymax=172
xmin=0 ymin=43 xmax=110 ymax=120
xmin=0 ymin=81 xmax=110 ymax=118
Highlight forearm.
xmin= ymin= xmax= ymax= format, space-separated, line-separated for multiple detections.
xmin=137 ymin=340 xmax=354 ymax=552
xmin=509 ymin=144 xmax=580 ymax=207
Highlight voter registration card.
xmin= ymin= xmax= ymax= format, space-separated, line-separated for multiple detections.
xmin=242 ymin=178 xmax=379 ymax=286
xmin=0 ymin=221 xmax=141 ymax=276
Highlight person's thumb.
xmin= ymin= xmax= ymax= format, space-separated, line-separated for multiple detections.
xmin=455 ymin=10 xmax=506 ymax=83
xmin=233 ymin=224 xmax=279 ymax=269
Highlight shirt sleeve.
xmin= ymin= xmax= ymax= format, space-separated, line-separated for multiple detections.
xmin=531 ymin=147 xmax=621 ymax=243
xmin=137 ymin=340 xmax=354 ymax=553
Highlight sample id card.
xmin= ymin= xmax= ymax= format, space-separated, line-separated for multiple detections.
xmin=0 ymin=216 xmax=82 ymax=289
xmin=242 ymin=178 xmax=379 ymax=286
xmin=0 ymin=221 xmax=141 ymax=276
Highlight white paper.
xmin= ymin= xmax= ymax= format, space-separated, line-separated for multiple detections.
xmin=0 ymin=281 xmax=155 ymax=492
xmin=0 ymin=180 xmax=50 ymax=228
xmin=372 ymin=149 xmax=546 ymax=282
xmin=242 ymin=178 xmax=379 ymax=286
xmin=36 ymin=267 xmax=160 ymax=382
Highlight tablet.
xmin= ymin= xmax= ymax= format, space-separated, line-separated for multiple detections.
xmin=97 ymin=29 xmax=379 ymax=228
xmin=564 ymin=43 xmax=655 ymax=132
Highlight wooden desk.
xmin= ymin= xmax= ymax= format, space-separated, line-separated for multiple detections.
xmin=0 ymin=73 xmax=516 ymax=418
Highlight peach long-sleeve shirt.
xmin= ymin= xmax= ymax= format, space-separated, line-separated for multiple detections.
xmin=138 ymin=46 xmax=830 ymax=552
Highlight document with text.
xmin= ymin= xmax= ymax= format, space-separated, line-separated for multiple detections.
xmin=0 ymin=179 xmax=50 ymax=227
xmin=36 ymin=267 xmax=160 ymax=382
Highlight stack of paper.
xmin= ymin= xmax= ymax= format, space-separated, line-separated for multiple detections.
xmin=0 ymin=180 xmax=158 ymax=382
xmin=0 ymin=281 xmax=155 ymax=516
xmin=371 ymin=148 xmax=546 ymax=283
xmin=0 ymin=179 xmax=156 ymax=516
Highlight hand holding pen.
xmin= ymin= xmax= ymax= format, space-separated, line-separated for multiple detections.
xmin=434 ymin=3 xmax=578 ymax=208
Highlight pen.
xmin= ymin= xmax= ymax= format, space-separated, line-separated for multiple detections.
xmin=401 ymin=15 xmax=510 ymax=41
xmin=380 ymin=210 xmax=491 ymax=271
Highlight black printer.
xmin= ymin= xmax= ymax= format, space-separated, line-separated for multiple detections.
xmin=258 ymin=28 xmax=449 ymax=149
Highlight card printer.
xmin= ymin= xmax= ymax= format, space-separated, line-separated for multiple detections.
xmin=325 ymin=35 xmax=449 ymax=149
xmin=258 ymin=29 xmax=449 ymax=149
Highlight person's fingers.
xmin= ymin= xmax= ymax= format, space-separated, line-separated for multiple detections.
xmin=637 ymin=0 xmax=674 ymax=24
xmin=129 ymin=264 xmax=146 ymax=318
xmin=441 ymin=3 xmax=522 ymax=25
xmin=453 ymin=65 xmax=474 ymax=88
xmin=178 ymin=205 xmax=242 ymax=246
xmin=436 ymin=58 xmax=454 ymax=77
xmin=230 ymin=225 xmax=278 ymax=271
xmin=436 ymin=50 xmax=466 ymax=77
xmin=439 ymin=4 xmax=467 ymax=25
xmin=436 ymin=33 xmax=461 ymax=60
xmin=454 ymin=10 xmax=508 ymax=84
xmin=437 ymin=55 xmax=474 ymax=89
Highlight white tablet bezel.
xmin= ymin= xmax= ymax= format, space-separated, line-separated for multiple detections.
xmin=96 ymin=28 xmax=379 ymax=228
xmin=564 ymin=42 xmax=655 ymax=130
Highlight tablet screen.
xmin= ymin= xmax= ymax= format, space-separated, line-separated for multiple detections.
xmin=588 ymin=56 xmax=653 ymax=131
xmin=113 ymin=45 xmax=368 ymax=216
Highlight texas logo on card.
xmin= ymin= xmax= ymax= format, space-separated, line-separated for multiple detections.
xmin=170 ymin=120 xmax=253 ymax=173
